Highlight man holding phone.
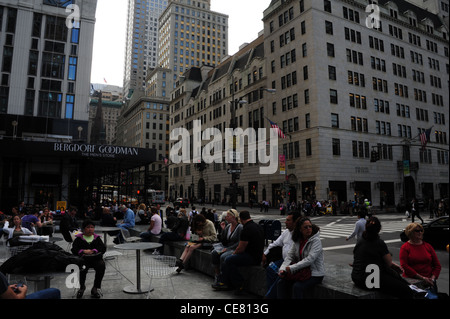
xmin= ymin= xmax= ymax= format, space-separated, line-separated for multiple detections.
xmin=0 ymin=272 xmax=60 ymax=299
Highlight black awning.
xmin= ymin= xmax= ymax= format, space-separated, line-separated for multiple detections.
xmin=0 ymin=139 xmax=156 ymax=172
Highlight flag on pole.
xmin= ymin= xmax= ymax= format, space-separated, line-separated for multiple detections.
xmin=420 ymin=128 xmax=432 ymax=150
xmin=267 ymin=118 xmax=286 ymax=139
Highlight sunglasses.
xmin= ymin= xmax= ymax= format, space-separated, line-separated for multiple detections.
xmin=413 ymin=229 xmax=424 ymax=233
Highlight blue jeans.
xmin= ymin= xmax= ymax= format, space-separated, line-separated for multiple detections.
xmin=277 ymin=276 xmax=323 ymax=299
xmin=265 ymin=259 xmax=283 ymax=299
xmin=26 ymin=288 xmax=61 ymax=299
xmin=221 ymin=253 xmax=257 ymax=288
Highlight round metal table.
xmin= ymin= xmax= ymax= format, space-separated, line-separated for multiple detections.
xmin=94 ymin=226 xmax=120 ymax=245
xmin=114 ymin=242 xmax=162 ymax=294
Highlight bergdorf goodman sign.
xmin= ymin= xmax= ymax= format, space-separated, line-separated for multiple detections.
xmin=53 ymin=143 xmax=139 ymax=158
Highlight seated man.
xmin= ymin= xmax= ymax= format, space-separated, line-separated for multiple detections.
xmin=114 ymin=205 xmax=136 ymax=244
xmin=212 ymin=211 xmax=265 ymax=293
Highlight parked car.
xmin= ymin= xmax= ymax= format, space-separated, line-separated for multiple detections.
xmin=173 ymin=198 xmax=190 ymax=208
xmin=400 ymin=216 xmax=449 ymax=249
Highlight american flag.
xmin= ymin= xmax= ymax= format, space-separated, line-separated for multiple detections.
xmin=420 ymin=128 xmax=432 ymax=150
xmin=268 ymin=118 xmax=286 ymax=139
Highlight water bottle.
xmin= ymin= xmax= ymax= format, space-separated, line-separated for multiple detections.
xmin=268 ymin=262 xmax=279 ymax=273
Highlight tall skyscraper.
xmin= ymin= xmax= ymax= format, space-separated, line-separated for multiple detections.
xmin=0 ymin=0 xmax=99 ymax=210
xmin=158 ymin=0 xmax=229 ymax=84
xmin=123 ymin=0 xmax=168 ymax=98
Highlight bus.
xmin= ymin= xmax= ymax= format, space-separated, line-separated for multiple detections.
xmin=147 ymin=189 xmax=165 ymax=205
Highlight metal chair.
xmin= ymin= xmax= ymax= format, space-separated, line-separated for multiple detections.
xmin=120 ymin=228 xmax=141 ymax=243
xmin=144 ymin=255 xmax=178 ymax=299
xmin=103 ymin=250 xmax=123 ymax=278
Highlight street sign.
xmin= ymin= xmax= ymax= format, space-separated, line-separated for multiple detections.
xmin=227 ymin=169 xmax=241 ymax=174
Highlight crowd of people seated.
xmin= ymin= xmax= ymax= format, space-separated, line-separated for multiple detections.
xmin=1 ymin=198 xmax=448 ymax=299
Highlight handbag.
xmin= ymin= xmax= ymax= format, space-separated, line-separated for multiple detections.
xmin=285 ymin=266 xmax=311 ymax=281
xmin=285 ymin=241 xmax=311 ymax=282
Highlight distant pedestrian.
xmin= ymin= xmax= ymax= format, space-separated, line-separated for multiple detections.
xmin=428 ymin=199 xmax=435 ymax=219
xmin=346 ymin=211 xmax=366 ymax=242
xmin=411 ymin=198 xmax=424 ymax=224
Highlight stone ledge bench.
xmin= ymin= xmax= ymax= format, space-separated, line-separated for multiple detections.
xmin=147 ymin=232 xmax=391 ymax=299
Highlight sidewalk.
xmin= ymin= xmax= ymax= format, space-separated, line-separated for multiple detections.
xmin=33 ymin=231 xmax=258 ymax=300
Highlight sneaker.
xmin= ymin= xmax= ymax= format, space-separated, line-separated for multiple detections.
xmin=76 ymin=287 xmax=85 ymax=299
xmin=176 ymin=264 xmax=184 ymax=273
xmin=91 ymin=287 xmax=102 ymax=299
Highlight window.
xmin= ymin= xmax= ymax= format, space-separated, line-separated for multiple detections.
xmin=326 ymin=43 xmax=335 ymax=57
xmin=305 ymin=113 xmax=310 ymax=128
xmin=68 ymin=57 xmax=77 ymax=80
xmin=330 ymin=89 xmax=338 ymax=104
xmin=325 ymin=21 xmax=333 ymax=35
xmin=332 ymin=138 xmax=340 ymax=156
xmin=324 ymin=0 xmax=332 ymax=13
xmin=306 ymin=138 xmax=312 ymax=156
xmin=331 ymin=113 xmax=339 ymax=128
xmin=41 ymin=53 xmax=65 ymax=78
xmin=328 ymin=65 xmax=336 ymax=80
xmin=65 ymin=94 xmax=74 ymax=119
xmin=44 ymin=16 xmax=68 ymax=42
xmin=43 ymin=0 xmax=74 ymax=7
xmin=38 ymin=91 xmax=62 ymax=118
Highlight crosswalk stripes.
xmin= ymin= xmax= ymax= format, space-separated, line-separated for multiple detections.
xmin=318 ymin=220 xmax=414 ymax=239
xmin=253 ymin=215 xmax=434 ymax=240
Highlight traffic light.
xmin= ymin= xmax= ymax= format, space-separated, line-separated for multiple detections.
xmin=195 ymin=160 xmax=207 ymax=171
xmin=370 ymin=150 xmax=379 ymax=162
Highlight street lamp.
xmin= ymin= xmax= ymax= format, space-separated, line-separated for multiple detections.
xmin=228 ymin=78 xmax=249 ymax=209
xmin=11 ymin=120 xmax=18 ymax=140
xmin=77 ymin=126 xmax=83 ymax=140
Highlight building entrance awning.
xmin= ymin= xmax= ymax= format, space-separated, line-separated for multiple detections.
xmin=0 ymin=139 xmax=157 ymax=173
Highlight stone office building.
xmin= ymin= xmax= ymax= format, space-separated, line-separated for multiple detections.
xmin=169 ymin=0 xmax=449 ymax=209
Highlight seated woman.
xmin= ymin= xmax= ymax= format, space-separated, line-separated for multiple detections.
xmin=400 ymin=222 xmax=442 ymax=291
xmin=211 ymin=209 xmax=242 ymax=285
xmin=4 ymin=215 xmax=33 ymax=240
xmin=277 ymin=217 xmax=324 ymax=299
xmin=71 ymin=219 xmax=106 ymax=299
xmin=351 ymin=217 xmax=413 ymax=299
xmin=176 ymin=213 xmax=217 ymax=273
xmin=38 ymin=207 xmax=54 ymax=236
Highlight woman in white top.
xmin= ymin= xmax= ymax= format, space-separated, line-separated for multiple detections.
xmin=4 ymin=215 xmax=33 ymax=240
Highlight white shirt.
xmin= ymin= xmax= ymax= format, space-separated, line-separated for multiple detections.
xmin=264 ymin=229 xmax=293 ymax=259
